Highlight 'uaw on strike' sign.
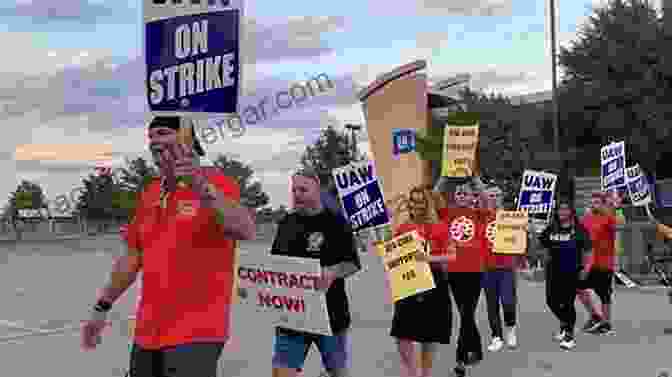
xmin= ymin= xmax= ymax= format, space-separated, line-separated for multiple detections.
xmin=516 ymin=170 xmax=557 ymax=225
xmin=380 ymin=230 xmax=435 ymax=302
xmin=332 ymin=161 xmax=390 ymax=233
xmin=237 ymin=252 xmax=332 ymax=336
xmin=493 ymin=210 xmax=529 ymax=255
xmin=144 ymin=0 xmax=242 ymax=118
xmin=601 ymin=141 xmax=627 ymax=191
xmin=626 ymin=164 xmax=652 ymax=206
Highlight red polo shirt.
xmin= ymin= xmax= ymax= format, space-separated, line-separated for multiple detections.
xmin=126 ymin=170 xmax=240 ymax=350
xmin=438 ymin=207 xmax=487 ymax=272
xmin=581 ymin=212 xmax=617 ymax=271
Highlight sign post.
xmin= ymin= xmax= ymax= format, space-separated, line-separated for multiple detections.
xmin=143 ymin=0 xmax=243 ymax=119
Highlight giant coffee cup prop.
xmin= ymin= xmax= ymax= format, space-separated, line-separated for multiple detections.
xmin=358 ymin=61 xmax=432 ymax=240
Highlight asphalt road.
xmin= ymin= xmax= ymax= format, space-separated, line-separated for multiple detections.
xmin=1 ymin=235 xmax=672 ymax=377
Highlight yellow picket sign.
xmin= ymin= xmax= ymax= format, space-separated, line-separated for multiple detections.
xmin=380 ymin=230 xmax=435 ymax=302
xmin=441 ymin=122 xmax=480 ymax=177
xmin=493 ymin=210 xmax=529 ymax=255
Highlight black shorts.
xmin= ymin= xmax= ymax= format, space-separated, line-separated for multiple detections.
xmin=578 ymin=269 xmax=614 ymax=304
xmin=128 ymin=342 xmax=224 ymax=377
xmin=390 ymin=269 xmax=452 ymax=344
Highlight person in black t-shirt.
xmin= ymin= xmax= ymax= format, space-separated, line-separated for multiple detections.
xmin=538 ymin=200 xmax=591 ymax=350
xmin=270 ymin=168 xmax=361 ymax=377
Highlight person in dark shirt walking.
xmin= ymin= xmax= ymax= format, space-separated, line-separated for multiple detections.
xmin=538 ymin=200 xmax=592 ymax=350
xmin=270 ymin=168 xmax=361 ymax=377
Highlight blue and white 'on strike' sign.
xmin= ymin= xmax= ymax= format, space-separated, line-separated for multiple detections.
xmin=143 ymin=0 xmax=242 ymax=118
xmin=626 ymin=164 xmax=652 ymax=206
xmin=601 ymin=141 xmax=626 ymax=191
xmin=332 ymin=161 xmax=390 ymax=232
xmin=516 ymin=170 xmax=557 ymax=223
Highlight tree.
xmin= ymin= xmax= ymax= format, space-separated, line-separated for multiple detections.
xmin=557 ymin=0 xmax=672 ymax=176
xmin=211 ymin=154 xmax=270 ymax=209
xmin=75 ymin=173 xmax=119 ymax=221
xmin=8 ymin=181 xmax=48 ymax=221
xmin=116 ymin=157 xmax=159 ymax=194
xmin=299 ymin=125 xmax=366 ymax=190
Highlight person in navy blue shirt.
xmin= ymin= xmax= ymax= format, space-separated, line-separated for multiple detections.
xmin=538 ymin=200 xmax=592 ymax=350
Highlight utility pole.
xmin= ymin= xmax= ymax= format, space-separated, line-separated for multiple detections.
xmin=549 ymin=0 xmax=560 ymax=160
xmin=345 ymin=124 xmax=362 ymax=160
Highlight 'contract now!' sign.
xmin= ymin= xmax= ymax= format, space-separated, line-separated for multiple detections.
xmin=143 ymin=0 xmax=242 ymax=117
xmin=236 ymin=252 xmax=332 ymax=336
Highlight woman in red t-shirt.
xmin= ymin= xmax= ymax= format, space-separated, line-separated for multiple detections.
xmin=388 ymin=184 xmax=456 ymax=377
xmin=436 ymin=179 xmax=487 ymax=374
xmin=480 ymin=186 xmax=527 ymax=352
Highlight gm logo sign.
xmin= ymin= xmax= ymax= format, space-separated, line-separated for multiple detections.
xmin=151 ymin=0 xmax=230 ymax=5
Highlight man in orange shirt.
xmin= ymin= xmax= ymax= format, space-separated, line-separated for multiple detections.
xmin=577 ymin=191 xmax=624 ymax=335
xmin=80 ymin=115 xmax=256 ymax=377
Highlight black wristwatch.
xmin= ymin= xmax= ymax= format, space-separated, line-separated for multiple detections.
xmin=93 ymin=300 xmax=112 ymax=313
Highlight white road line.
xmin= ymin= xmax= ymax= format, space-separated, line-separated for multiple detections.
xmin=0 ymin=319 xmax=37 ymax=331
xmin=0 ymin=324 xmax=81 ymax=344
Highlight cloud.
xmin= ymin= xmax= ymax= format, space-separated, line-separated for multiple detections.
xmin=244 ymin=16 xmax=345 ymax=65
xmin=366 ymin=0 xmax=512 ymax=17
xmin=0 ymin=0 xmax=134 ymax=24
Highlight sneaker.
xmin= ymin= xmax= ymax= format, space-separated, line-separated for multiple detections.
xmin=559 ymin=334 xmax=576 ymax=350
xmin=582 ymin=317 xmax=602 ymax=332
xmin=487 ymin=337 xmax=504 ymax=352
xmin=505 ymin=326 xmax=518 ymax=349
xmin=590 ymin=321 xmax=615 ymax=335
xmin=453 ymin=363 xmax=467 ymax=377
xmin=553 ymin=329 xmax=566 ymax=342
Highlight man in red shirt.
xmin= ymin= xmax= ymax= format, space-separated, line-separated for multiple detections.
xmin=80 ymin=116 xmax=256 ymax=377
xmin=577 ymin=191 xmax=624 ymax=335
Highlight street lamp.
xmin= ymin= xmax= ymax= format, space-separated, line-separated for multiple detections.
xmin=549 ymin=0 xmax=561 ymax=160
xmin=345 ymin=124 xmax=362 ymax=159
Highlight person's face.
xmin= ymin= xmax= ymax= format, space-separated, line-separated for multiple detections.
xmin=608 ymin=191 xmax=623 ymax=208
xmin=454 ymin=188 xmax=474 ymax=208
xmin=482 ymin=191 xmax=499 ymax=209
xmin=291 ymin=176 xmax=321 ymax=210
xmin=591 ymin=196 xmax=606 ymax=212
xmin=558 ymin=205 xmax=572 ymax=222
xmin=148 ymin=127 xmax=178 ymax=170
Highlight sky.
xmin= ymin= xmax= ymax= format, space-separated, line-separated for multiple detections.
xmin=2 ymin=0 xmax=665 ymax=212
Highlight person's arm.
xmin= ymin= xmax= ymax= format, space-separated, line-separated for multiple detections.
xmin=201 ymin=174 xmax=256 ymax=240
xmin=95 ymin=205 xmax=144 ymax=309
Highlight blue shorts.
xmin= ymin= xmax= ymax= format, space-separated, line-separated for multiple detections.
xmin=272 ymin=329 xmax=351 ymax=370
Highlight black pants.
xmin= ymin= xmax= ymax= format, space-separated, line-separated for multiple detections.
xmin=482 ymin=269 xmax=517 ymax=338
xmin=129 ymin=342 xmax=224 ymax=377
xmin=546 ymin=268 xmax=578 ymax=333
xmin=447 ymin=272 xmax=483 ymax=364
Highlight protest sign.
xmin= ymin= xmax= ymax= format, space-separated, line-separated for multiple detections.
xmin=516 ymin=170 xmax=557 ymax=226
xmin=626 ymin=164 xmax=652 ymax=206
xmin=143 ymin=0 xmax=242 ymax=118
xmin=380 ymin=230 xmax=435 ymax=302
xmin=441 ymin=120 xmax=479 ymax=177
xmin=493 ymin=210 xmax=529 ymax=255
xmin=332 ymin=161 xmax=390 ymax=233
xmin=236 ymin=252 xmax=331 ymax=336
xmin=600 ymin=141 xmax=627 ymax=191
xmin=392 ymin=128 xmax=416 ymax=158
